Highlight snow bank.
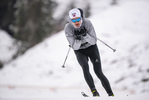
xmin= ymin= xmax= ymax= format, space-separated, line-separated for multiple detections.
xmin=0 ymin=30 xmax=17 ymax=63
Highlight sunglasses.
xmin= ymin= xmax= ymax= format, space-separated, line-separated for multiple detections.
xmin=71 ymin=17 xmax=81 ymax=23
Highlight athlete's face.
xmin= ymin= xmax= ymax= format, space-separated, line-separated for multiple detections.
xmin=71 ymin=17 xmax=82 ymax=28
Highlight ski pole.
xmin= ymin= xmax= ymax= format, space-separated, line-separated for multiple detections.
xmin=61 ymin=45 xmax=71 ymax=68
xmin=97 ymin=38 xmax=116 ymax=52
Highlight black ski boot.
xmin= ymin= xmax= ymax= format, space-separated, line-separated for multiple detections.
xmin=108 ymin=93 xmax=114 ymax=97
xmin=91 ymin=88 xmax=100 ymax=97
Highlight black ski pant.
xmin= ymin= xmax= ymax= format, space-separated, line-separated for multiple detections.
xmin=74 ymin=44 xmax=113 ymax=94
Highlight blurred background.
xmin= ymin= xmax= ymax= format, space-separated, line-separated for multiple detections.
xmin=0 ymin=0 xmax=149 ymax=98
xmin=0 ymin=0 xmax=90 ymax=66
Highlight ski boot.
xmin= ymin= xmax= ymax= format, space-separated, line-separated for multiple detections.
xmin=109 ymin=93 xmax=114 ymax=97
xmin=91 ymin=88 xmax=100 ymax=97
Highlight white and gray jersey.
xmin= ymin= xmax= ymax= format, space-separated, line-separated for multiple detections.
xmin=64 ymin=17 xmax=97 ymax=50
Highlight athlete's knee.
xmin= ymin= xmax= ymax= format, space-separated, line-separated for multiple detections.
xmin=81 ymin=63 xmax=89 ymax=70
xmin=94 ymin=68 xmax=103 ymax=77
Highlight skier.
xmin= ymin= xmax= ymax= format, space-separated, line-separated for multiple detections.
xmin=64 ymin=8 xmax=114 ymax=97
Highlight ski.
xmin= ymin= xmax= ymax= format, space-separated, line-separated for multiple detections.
xmin=81 ymin=92 xmax=89 ymax=97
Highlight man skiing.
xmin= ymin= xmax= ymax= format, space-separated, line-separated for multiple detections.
xmin=64 ymin=8 xmax=114 ymax=97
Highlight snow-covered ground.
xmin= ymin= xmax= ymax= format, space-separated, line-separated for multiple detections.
xmin=0 ymin=0 xmax=149 ymax=99
xmin=0 ymin=30 xmax=18 ymax=64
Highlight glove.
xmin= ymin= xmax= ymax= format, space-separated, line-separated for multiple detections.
xmin=80 ymin=27 xmax=87 ymax=36
xmin=74 ymin=27 xmax=87 ymax=40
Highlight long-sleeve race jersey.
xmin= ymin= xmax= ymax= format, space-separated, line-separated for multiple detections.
xmin=64 ymin=17 xmax=97 ymax=50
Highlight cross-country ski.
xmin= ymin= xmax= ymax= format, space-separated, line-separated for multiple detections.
xmin=81 ymin=92 xmax=89 ymax=97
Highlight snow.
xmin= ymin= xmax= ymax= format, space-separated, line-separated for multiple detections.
xmin=0 ymin=0 xmax=149 ymax=99
xmin=0 ymin=30 xmax=17 ymax=63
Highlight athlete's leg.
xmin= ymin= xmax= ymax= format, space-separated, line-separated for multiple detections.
xmin=87 ymin=45 xmax=114 ymax=95
xmin=74 ymin=50 xmax=95 ymax=89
